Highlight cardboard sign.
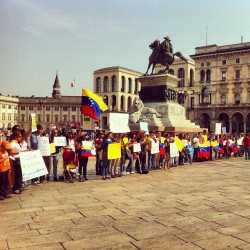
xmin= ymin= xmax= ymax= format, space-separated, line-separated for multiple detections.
xmin=140 ymin=122 xmax=149 ymax=134
xmin=151 ymin=140 xmax=159 ymax=154
xmin=215 ymin=123 xmax=222 ymax=135
xmin=170 ymin=142 xmax=179 ymax=157
xmin=31 ymin=113 xmax=37 ymax=132
xmin=133 ymin=143 xmax=141 ymax=153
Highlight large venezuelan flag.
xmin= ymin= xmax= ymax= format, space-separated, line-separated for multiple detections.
xmin=81 ymin=89 xmax=108 ymax=120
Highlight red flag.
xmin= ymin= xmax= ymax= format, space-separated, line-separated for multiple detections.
xmin=70 ymin=82 xmax=74 ymax=87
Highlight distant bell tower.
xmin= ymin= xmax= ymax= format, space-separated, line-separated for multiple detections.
xmin=52 ymin=73 xmax=61 ymax=98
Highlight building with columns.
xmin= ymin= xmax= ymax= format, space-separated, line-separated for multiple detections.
xmin=190 ymin=42 xmax=250 ymax=134
xmin=93 ymin=66 xmax=142 ymax=129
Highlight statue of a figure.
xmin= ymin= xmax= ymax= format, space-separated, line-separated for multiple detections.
xmin=144 ymin=36 xmax=188 ymax=75
xmin=129 ymin=97 xmax=161 ymax=123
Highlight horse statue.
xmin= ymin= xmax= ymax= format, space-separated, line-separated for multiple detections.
xmin=144 ymin=37 xmax=188 ymax=75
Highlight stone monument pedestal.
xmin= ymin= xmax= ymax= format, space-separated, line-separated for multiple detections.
xmin=129 ymin=74 xmax=201 ymax=133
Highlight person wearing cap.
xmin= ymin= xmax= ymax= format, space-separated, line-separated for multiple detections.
xmin=0 ymin=141 xmax=12 ymax=200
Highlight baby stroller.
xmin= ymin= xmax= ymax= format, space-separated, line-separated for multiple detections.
xmin=60 ymin=147 xmax=77 ymax=183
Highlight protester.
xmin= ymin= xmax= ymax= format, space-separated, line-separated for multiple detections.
xmin=0 ymin=141 xmax=12 ymax=200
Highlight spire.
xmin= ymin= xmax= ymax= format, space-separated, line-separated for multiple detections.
xmin=52 ymin=73 xmax=61 ymax=98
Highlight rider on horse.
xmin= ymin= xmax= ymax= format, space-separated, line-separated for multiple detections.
xmin=160 ymin=36 xmax=173 ymax=64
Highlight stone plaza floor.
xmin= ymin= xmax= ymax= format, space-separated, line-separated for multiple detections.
xmin=1 ymin=157 xmax=250 ymax=249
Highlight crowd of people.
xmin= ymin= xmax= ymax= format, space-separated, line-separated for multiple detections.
xmin=0 ymin=124 xmax=249 ymax=201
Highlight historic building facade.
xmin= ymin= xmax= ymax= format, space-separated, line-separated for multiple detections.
xmin=0 ymin=95 xmax=19 ymax=129
xmin=93 ymin=66 xmax=142 ymax=129
xmin=190 ymin=42 xmax=250 ymax=134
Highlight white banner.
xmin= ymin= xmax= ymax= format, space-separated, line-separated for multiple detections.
xmin=170 ymin=142 xmax=179 ymax=157
xmin=109 ymin=113 xmax=130 ymax=133
xmin=140 ymin=122 xmax=149 ymax=134
xmin=54 ymin=136 xmax=67 ymax=147
xmin=215 ymin=123 xmax=222 ymax=135
xmin=20 ymin=150 xmax=48 ymax=181
xmin=133 ymin=143 xmax=141 ymax=153
xmin=38 ymin=137 xmax=51 ymax=156
xmin=151 ymin=140 xmax=159 ymax=154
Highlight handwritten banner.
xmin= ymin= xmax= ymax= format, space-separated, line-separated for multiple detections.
xmin=38 ymin=137 xmax=50 ymax=156
xmin=54 ymin=136 xmax=67 ymax=147
xmin=20 ymin=150 xmax=48 ymax=181
xmin=109 ymin=113 xmax=130 ymax=133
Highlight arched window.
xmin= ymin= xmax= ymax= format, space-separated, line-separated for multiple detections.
xmin=111 ymin=75 xmax=116 ymax=92
xmin=200 ymin=70 xmax=205 ymax=82
xmin=206 ymin=69 xmax=211 ymax=82
xmin=128 ymin=78 xmax=132 ymax=93
xmin=121 ymin=96 xmax=124 ymax=111
xmin=235 ymin=93 xmax=241 ymax=105
xmin=111 ymin=95 xmax=116 ymax=110
xmin=178 ymin=68 xmax=185 ymax=87
xmin=201 ymin=87 xmax=210 ymax=104
xmin=221 ymin=93 xmax=227 ymax=104
xmin=190 ymin=69 xmax=194 ymax=87
xmin=134 ymin=79 xmax=138 ymax=94
xmin=169 ymin=69 xmax=174 ymax=75
xmin=121 ymin=76 xmax=125 ymax=92
xmin=103 ymin=95 xmax=108 ymax=106
xmin=103 ymin=76 xmax=109 ymax=92
xmin=96 ymin=77 xmax=101 ymax=93
xmin=127 ymin=96 xmax=132 ymax=111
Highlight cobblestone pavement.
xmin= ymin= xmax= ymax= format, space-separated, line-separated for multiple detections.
xmin=1 ymin=157 xmax=250 ymax=250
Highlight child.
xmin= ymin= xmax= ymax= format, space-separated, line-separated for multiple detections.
xmin=0 ymin=141 xmax=12 ymax=200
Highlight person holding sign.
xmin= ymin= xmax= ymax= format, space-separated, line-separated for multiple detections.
xmin=100 ymin=132 xmax=113 ymax=180
xmin=147 ymin=131 xmax=157 ymax=170
xmin=10 ymin=131 xmax=24 ymax=194
xmin=49 ymin=129 xmax=64 ymax=181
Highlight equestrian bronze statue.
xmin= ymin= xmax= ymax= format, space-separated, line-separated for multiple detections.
xmin=144 ymin=36 xmax=188 ymax=75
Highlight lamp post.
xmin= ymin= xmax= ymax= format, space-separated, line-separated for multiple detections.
xmin=36 ymin=99 xmax=46 ymax=124
xmin=177 ymin=88 xmax=193 ymax=106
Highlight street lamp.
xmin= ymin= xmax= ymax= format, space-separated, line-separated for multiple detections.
xmin=36 ymin=99 xmax=46 ymax=123
xmin=177 ymin=88 xmax=194 ymax=106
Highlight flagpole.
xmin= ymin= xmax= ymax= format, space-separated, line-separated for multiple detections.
xmin=74 ymin=79 xmax=75 ymax=96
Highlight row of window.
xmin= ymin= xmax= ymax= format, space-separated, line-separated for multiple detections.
xmin=1 ymin=104 xmax=18 ymax=109
xmin=95 ymin=76 xmax=139 ymax=94
xmin=200 ymin=58 xmax=241 ymax=67
xmin=168 ymin=68 xmax=194 ymax=87
xmin=102 ymin=95 xmax=133 ymax=112
xmin=20 ymin=106 xmax=78 ymax=111
xmin=20 ymin=114 xmax=77 ymax=123
xmin=190 ymin=89 xmax=247 ymax=108
xmin=199 ymin=69 xmax=242 ymax=82
xmin=1 ymin=114 xmax=17 ymax=121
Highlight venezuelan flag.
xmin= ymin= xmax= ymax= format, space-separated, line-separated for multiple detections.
xmin=81 ymin=89 xmax=108 ymax=120
xmin=230 ymin=143 xmax=238 ymax=153
xmin=198 ymin=144 xmax=210 ymax=158
xmin=174 ymin=136 xmax=185 ymax=152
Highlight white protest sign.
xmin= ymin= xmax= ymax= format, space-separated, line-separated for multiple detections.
xmin=151 ymin=140 xmax=159 ymax=154
xmin=133 ymin=143 xmax=141 ymax=153
xmin=109 ymin=113 xmax=130 ymax=133
xmin=54 ymin=136 xmax=67 ymax=146
xmin=215 ymin=123 xmax=222 ymax=135
xmin=38 ymin=137 xmax=51 ymax=156
xmin=20 ymin=150 xmax=48 ymax=181
xmin=140 ymin=122 xmax=149 ymax=134
xmin=170 ymin=142 xmax=179 ymax=157
xmin=222 ymin=127 xmax=227 ymax=135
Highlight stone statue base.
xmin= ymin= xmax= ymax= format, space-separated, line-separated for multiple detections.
xmin=129 ymin=74 xmax=202 ymax=133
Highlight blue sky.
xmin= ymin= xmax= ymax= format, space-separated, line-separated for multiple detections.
xmin=1 ymin=0 xmax=250 ymax=97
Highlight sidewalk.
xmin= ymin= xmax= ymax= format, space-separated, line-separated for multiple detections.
xmin=1 ymin=157 xmax=250 ymax=249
